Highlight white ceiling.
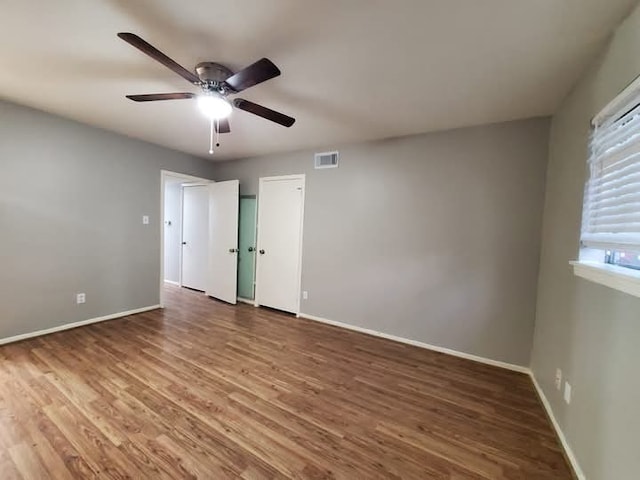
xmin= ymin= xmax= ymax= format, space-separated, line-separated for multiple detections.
xmin=0 ymin=0 xmax=636 ymax=161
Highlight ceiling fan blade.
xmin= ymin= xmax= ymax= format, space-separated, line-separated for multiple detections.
xmin=215 ymin=118 xmax=231 ymax=134
xmin=224 ymin=58 xmax=281 ymax=92
xmin=126 ymin=93 xmax=196 ymax=102
xmin=233 ymin=99 xmax=295 ymax=127
xmin=118 ymin=32 xmax=200 ymax=84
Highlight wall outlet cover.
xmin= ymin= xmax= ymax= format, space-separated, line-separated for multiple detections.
xmin=143 ymin=215 xmax=150 ymax=225
xmin=564 ymin=382 xmax=572 ymax=404
xmin=302 ymin=291 xmax=308 ymax=300
xmin=76 ymin=293 xmax=86 ymax=304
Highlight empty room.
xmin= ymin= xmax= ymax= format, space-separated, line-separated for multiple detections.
xmin=1 ymin=1 xmax=639 ymax=479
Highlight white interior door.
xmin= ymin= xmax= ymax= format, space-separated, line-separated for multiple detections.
xmin=206 ymin=180 xmax=240 ymax=304
xmin=181 ymin=185 xmax=209 ymax=291
xmin=255 ymin=175 xmax=305 ymax=314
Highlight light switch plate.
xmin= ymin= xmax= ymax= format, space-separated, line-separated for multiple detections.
xmin=142 ymin=215 xmax=150 ymax=225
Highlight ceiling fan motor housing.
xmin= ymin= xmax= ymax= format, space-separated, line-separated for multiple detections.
xmin=195 ymin=62 xmax=234 ymax=93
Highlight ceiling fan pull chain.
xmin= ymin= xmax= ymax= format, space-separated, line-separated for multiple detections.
xmin=215 ymin=117 xmax=221 ymax=149
xmin=209 ymin=117 xmax=214 ymax=155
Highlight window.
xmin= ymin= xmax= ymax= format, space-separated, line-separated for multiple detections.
xmin=605 ymin=249 xmax=640 ymax=271
xmin=573 ymin=77 xmax=640 ymax=298
xmin=581 ymin=96 xmax=640 ymax=254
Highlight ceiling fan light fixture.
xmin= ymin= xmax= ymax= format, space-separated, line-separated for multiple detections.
xmin=197 ymin=94 xmax=232 ymax=119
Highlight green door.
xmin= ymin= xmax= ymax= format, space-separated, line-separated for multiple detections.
xmin=237 ymin=196 xmax=257 ymax=300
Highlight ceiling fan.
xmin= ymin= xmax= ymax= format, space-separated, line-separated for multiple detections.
xmin=117 ymin=32 xmax=295 ymax=153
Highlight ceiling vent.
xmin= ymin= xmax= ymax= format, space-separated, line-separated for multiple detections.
xmin=314 ymin=151 xmax=339 ymax=169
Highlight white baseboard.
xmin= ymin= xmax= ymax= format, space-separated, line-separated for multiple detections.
xmin=297 ymin=312 xmax=530 ymax=374
xmin=164 ymin=280 xmax=180 ymax=286
xmin=0 ymin=305 xmax=161 ymax=346
xmin=530 ymin=374 xmax=585 ymax=480
xmin=236 ymin=297 xmax=255 ymax=306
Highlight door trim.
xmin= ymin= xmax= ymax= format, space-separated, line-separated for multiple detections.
xmin=160 ymin=170 xmax=213 ymax=308
xmin=254 ymin=174 xmax=306 ymax=315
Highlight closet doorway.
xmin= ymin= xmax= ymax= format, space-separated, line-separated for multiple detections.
xmin=237 ymin=196 xmax=257 ymax=302
xmin=160 ymin=171 xmax=240 ymax=308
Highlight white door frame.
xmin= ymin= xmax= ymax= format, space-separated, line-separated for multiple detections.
xmin=160 ymin=170 xmax=213 ymax=308
xmin=254 ymin=174 xmax=306 ymax=315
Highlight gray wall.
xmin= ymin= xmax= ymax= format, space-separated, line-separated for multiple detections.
xmin=531 ymin=4 xmax=640 ymax=479
xmin=214 ymin=118 xmax=550 ymax=366
xmin=0 ymin=100 xmax=216 ymax=340
xmin=163 ymin=181 xmax=182 ymax=283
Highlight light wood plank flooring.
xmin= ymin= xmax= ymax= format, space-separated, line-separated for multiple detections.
xmin=0 ymin=285 xmax=574 ymax=479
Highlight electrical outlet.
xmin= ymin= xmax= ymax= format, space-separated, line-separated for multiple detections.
xmin=555 ymin=369 xmax=562 ymax=390
xmin=302 ymin=291 xmax=308 ymax=300
xmin=564 ymin=381 xmax=572 ymax=404
xmin=76 ymin=293 xmax=86 ymax=304
xmin=142 ymin=215 xmax=150 ymax=225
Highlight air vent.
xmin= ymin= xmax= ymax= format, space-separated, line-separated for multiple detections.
xmin=314 ymin=151 xmax=339 ymax=169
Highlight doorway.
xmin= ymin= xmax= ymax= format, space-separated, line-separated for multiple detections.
xmin=160 ymin=170 xmax=212 ymax=307
xmin=255 ymin=175 xmax=306 ymax=314
xmin=237 ymin=196 xmax=257 ymax=301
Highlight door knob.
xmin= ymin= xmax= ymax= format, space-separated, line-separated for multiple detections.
xmin=248 ymin=247 xmax=255 ymax=252
xmin=259 ymin=249 xmax=265 ymax=255
xmin=229 ymin=248 xmax=238 ymax=253
xmin=182 ymin=241 xmax=187 ymax=245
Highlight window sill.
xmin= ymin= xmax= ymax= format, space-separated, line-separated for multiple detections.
xmin=570 ymin=261 xmax=640 ymax=299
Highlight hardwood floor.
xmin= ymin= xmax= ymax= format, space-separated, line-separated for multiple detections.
xmin=0 ymin=285 xmax=573 ymax=479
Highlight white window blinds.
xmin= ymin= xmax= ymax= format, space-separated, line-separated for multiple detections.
xmin=582 ymin=92 xmax=640 ymax=252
